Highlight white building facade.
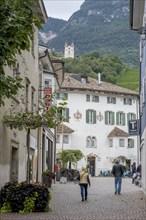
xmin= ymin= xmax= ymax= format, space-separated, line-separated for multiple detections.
xmin=56 ymin=73 xmax=139 ymax=175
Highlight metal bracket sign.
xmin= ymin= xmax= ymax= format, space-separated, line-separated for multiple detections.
xmin=128 ymin=120 xmax=139 ymax=135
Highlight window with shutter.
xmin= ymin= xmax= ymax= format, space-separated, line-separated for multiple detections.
xmin=128 ymin=139 xmax=134 ymax=148
xmin=116 ymin=112 xmax=125 ymax=126
xmin=62 ymin=108 xmax=69 ymax=122
xmin=119 ymin=139 xmax=125 ymax=147
xmin=86 ymin=110 xmax=96 ymax=124
xmin=105 ymin=111 xmax=114 ymax=125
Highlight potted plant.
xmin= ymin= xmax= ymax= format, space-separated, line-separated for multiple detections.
xmin=42 ymin=170 xmax=55 ymax=188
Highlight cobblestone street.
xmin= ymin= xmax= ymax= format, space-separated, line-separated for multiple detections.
xmin=0 ymin=177 xmax=146 ymax=220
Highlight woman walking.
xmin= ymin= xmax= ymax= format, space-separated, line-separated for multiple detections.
xmin=79 ymin=167 xmax=91 ymax=201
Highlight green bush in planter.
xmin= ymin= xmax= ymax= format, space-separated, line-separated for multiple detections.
xmin=0 ymin=181 xmax=51 ymax=213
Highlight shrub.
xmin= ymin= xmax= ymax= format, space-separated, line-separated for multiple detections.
xmin=0 ymin=181 xmax=51 ymax=213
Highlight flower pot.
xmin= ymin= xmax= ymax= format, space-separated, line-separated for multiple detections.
xmin=42 ymin=176 xmax=52 ymax=188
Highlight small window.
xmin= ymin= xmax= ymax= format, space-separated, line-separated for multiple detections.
xmin=57 ymin=93 xmax=68 ymax=100
xmin=91 ymin=137 xmax=97 ymax=147
xmin=63 ymin=135 xmax=69 ymax=144
xmin=92 ymin=95 xmax=99 ymax=102
xmin=56 ymin=135 xmax=60 ymax=143
xmin=86 ymin=136 xmax=91 ymax=147
xmin=119 ymin=139 xmax=125 ymax=147
xmin=81 ymin=77 xmax=87 ymax=83
xmin=109 ymin=139 xmax=113 ymax=147
xmin=124 ymin=98 xmax=132 ymax=105
xmin=128 ymin=139 xmax=134 ymax=148
xmin=44 ymin=79 xmax=52 ymax=88
xmin=86 ymin=136 xmax=97 ymax=148
xmin=107 ymin=97 xmax=116 ymax=104
xmin=86 ymin=95 xmax=90 ymax=102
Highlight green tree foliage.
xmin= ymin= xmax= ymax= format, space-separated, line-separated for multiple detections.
xmin=58 ymin=149 xmax=84 ymax=168
xmin=0 ymin=0 xmax=41 ymax=106
xmin=64 ymin=51 xmax=125 ymax=83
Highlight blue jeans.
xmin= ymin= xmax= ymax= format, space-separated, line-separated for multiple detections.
xmin=114 ymin=177 xmax=122 ymax=193
xmin=80 ymin=184 xmax=88 ymax=199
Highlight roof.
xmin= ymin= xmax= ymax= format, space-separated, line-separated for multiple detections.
xmin=108 ymin=127 xmax=129 ymax=137
xmin=56 ymin=124 xmax=74 ymax=134
xmin=60 ymin=73 xmax=139 ymax=97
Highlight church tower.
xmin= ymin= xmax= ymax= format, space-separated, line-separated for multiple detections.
xmin=64 ymin=43 xmax=74 ymax=58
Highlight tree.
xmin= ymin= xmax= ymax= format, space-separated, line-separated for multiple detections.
xmin=57 ymin=149 xmax=84 ymax=169
xmin=0 ymin=0 xmax=41 ymax=106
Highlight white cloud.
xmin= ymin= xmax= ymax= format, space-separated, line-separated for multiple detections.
xmin=43 ymin=0 xmax=84 ymax=20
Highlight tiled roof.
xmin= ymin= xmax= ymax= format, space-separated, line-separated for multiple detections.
xmin=56 ymin=124 xmax=74 ymax=134
xmin=60 ymin=73 xmax=139 ymax=96
xmin=108 ymin=127 xmax=129 ymax=137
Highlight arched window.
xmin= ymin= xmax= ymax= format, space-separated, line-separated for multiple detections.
xmin=86 ymin=136 xmax=91 ymax=148
xmin=91 ymin=136 xmax=97 ymax=148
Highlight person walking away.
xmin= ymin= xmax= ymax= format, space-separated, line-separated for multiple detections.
xmin=131 ymin=162 xmax=137 ymax=183
xmin=112 ymin=159 xmax=124 ymax=195
xmin=79 ymin=167 xmax=90 ymax=201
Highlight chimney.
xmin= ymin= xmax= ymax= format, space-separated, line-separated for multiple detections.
xmin=98 ymin=73 xmax=101 ymax=84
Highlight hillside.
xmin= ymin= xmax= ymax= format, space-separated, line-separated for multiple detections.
xmin=39 ymin=0 xmax=139 ymax=66
xmin=117 ymin=68 xmax=139 ymax=91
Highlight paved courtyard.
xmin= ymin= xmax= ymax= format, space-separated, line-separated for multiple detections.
xmin=0 ymin=177 xmax=146 ymax=220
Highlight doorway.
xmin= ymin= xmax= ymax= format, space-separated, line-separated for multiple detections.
xmin=87 ymin=157 xmax=95 ymax=176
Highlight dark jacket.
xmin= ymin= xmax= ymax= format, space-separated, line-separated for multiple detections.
xmin=112 ymin=161 xmax=124 ymax=177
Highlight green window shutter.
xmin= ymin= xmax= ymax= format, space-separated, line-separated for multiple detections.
xmin=105 ymin=111 xmax=108 ymax=124
xmin=133 ymin=114 xmax=136 ymax=119
xmin=86 ymin=110 xmax=89 ymax=123
xmin=93 ymin=110 xmax=96 ymax=124
xmin=127 ymin=113 xmax=130 ymax=125
xmin=123 ymin=113 xmax=125 ymax=125
xmin=114 ymin=98 xmax=116 ymax=104
xmin=131 ymin=139 xmax=134 ymax=147
xmin=112 ymin=112 xmax=115 ymax=125
xmin=116 ymin=112 xmax=119 ymax=125
xmin=107 ymin=97 xmax=110 ymax=103
xmin=66 ymin=108 xmax=69 ymax=122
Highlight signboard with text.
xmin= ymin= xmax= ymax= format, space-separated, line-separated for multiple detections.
xmin=128 ymin=120 xmax=139 ymax=135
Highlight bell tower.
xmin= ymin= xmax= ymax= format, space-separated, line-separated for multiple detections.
xmin=64 ymin=43 xmax=74 ymax=58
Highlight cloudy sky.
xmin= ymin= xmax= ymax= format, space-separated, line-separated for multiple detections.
xmin=43 ymin=0 xmax=85 ymax=20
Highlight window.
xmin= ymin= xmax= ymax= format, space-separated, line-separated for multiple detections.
xmin=31 ymin=87 xmax=35 ymax=112
xmin=86 ymin=110 xmax=96 ymax=124
xmin=109 ymin=139 xmax=113 ymax=147
xmin=63 ymin=135 xmax=69 ymax=144
xmin=105 ymin=111 xmax=114 ymax=125
xmin=86 ymin=95 xmax=99 ymax=102
xmin=57 ymin=93 xmax=68 ymax=100
xmin=56 ymin=135 xmax=60 ymax=143
xmin=92 ymin=95 xmax=99 ymax=102
xmin=62 ymin=108 xmax=69 ymax=122
xmin=119 ymin=139 xmax=125 ymax=147
xmin=116 ymin=112 xmax=125 ymax=126
xmin=107 ymin=97 xmax=116 ymax=104
xmin=44 ymin=79 xmax=52 ymax=88
xmin=128 ymin=139 xmax=134 ymax=148
xmin=127 ymin=113 xmax=136 ymax=125
xmin=124 ymin=98 xmax=132 ymax=105
xmin=91 ymin=137 xmax=97 ymax=147
xmin=86 ymin=136 xmax=97 ymax=148
xmin=86 ymin=95 xmax=90 ymax=102
xmin=86 ymin=136 xmax=91 ymax=147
